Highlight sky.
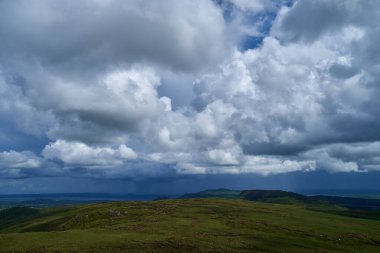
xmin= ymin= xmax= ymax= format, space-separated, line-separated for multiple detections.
xmin=1 ymin=0 xmax=380 ymax=194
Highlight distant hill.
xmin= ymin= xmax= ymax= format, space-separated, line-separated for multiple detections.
xmin=240 ymin=189 xmax=310 ymax=203
xmin=0 ymin=193 xmax=166 ymax=209
xmin=179 ymin=188 xmax=241 ymax=199
xmin=241 ymin=190 xmax=380 ymax=212
xmin=310 ymin=195 xmax=380 ymax=212
xmin=179 ymin=189 xmax=380 ymax=212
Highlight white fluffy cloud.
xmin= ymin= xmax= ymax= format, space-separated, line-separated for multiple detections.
xmin=301 ymin=142 xmax=380 ymax=172
xmin=0 ymin=151 xmax=41 ymax=169
xmin=43 ymin=140 xmax=137 ymax=167
xmin=0 ymin=150 xmax=42 ymax=178
xmin=1 ymin=0 xmax=380 ymax=179
xmin=240 ymin=156 xmax=316 ymax=175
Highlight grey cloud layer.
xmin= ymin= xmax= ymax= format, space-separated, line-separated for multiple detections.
xmin=0 ymin=0 xmax=228 ymax=72
xmin=1 ymin=0 xmax=380 ymax=179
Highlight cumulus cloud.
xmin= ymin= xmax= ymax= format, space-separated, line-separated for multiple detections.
xmin=301 ymin=142 xmax=380 ymax=172
xmin=1 ymin=0 xmax=380 ymax=180
xmin=272 ymin=0 xmax=379 ymax=43
xmin=240 ymin=156 xmax=316 ymax=175
xmin=302 ymin=148 xmax=359 ymax=173
xmin=43 ymin=140 xmax=137 ymax=167
xmin=45 ymin=66 xmax=167 ymax=143
xmin=0 ymin=150 xmax=42 ymax=178
xmin=0 ymin=151 xmax=41 ymax=169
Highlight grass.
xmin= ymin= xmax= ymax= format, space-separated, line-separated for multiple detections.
xmin=0 ymin=199 xmax=379 ymax=252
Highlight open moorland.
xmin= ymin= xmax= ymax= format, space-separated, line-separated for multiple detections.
xmin=1 ymin=191 xmax=380 ymax=253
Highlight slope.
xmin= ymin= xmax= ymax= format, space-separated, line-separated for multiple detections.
xmin=0 ymin=199 xmax=379 ymax=253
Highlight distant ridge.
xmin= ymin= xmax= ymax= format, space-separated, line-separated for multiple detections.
xmin=179 ymin=189 xmax=380 ymax=212
xmin=0 ymin=193 xmax=173 ymax=209
xmin=240 ymin=189 xmax=310 ymax=204
xmin=179 ymin=188 xmax=241 ymax=199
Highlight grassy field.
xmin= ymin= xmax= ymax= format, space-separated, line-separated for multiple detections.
xmin=0 ymin=198 xmax=379 ymax=252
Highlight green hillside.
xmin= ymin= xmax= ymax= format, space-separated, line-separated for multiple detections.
xmin=0 ymin=199 xmax=379 ymax=253
xmin=0 ymin=207 xmax=40 ymax=230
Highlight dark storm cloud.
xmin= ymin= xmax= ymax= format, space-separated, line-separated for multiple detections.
xmin=329 ymin=63 xmax=359 ymax=79
xmin=0 ymin=0 xmax=228 ymax=73
xmin=242 ymin=143 xmax=310 ymax=156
